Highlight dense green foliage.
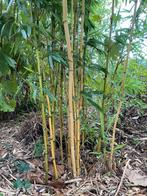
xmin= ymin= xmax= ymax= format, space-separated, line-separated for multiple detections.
xmin=0 ymin=0 xmax=146 ymax=112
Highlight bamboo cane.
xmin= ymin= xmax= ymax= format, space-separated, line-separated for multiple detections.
xmin=76 ymin=0 xmax=85 ymax=176
xmin=58 ymin=65 xmax=64 ymax=163
xmin=36 ymin=50 xmax=49 ymax=183
xmin=46 ymin=95 xmax=58 ymax=179
xmin=63 ymin=0 xmax=76 ymax=177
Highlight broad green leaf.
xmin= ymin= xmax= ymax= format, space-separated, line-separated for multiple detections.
xmin=0 ymin=92 xmax=16 ymax=112
xmin=1 ymin=79 xmax=17 ymax=94
xmin=6 ymin=56 xmax=16 ymax=68
xmin=48 ymin=52 xmax=67 ymax=69
xmin=52 ymin=53 xmax=67 ymax=65
xmin=0 ymin=51 xmax=16 ymax=69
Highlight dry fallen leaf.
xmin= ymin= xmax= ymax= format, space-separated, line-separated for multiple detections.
xmin=49 ymin=164 xmax=65 ymax=177
xmin=26 ymin=170 xmax=44 ymax=184
xmin=49 ymin=179 xmax=66 ymax=189
xmin=26 ymin=159 xmax=43 ymax=169
xmin=126 ymin=169 xmax=147 ymax=187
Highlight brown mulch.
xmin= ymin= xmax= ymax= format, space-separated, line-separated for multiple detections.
xmin=0 ymin=108 xmax=147 ymax=196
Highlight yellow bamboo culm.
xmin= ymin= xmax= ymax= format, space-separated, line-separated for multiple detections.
xmin=51 ymin=103 xmax=56 ymax=151
xmin=71 ymin=0 xmax=78 ymax=168
xmin=36 ymin=50 xmax=49 ymax=183
xmin=58 ymin=66 xmax=64 ymax=163
xmin=76 ymin=107 xmax=80 ymax=175
xmin=109 ymin=101 xmax=122 ymax=169
xmin=62 ymin=0 xmax=76 ymax=177
xmin=46 ymin=95 xmax=58 ymax=179
xmin=51 ymin=74 xmax=56 ymax=148
xmin=76 ymin=0 xmax=85 ymax=176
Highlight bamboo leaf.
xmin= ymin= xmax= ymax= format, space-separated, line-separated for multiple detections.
xmin=87 ymin=98 xmax=103 ymax=113
xmin=52 ymin=53 xmax=67 ymax=65
xmin=89 ymin=64 xmax=107 ymax=74
xmin=0 ymin=18 xmax=14 ymax=38
xmin=0 ymin=51 xmax=16 ymax=69
xmin=87 ymin=38 xmax=105 ymax=54
xmin=82 ymin=90 xmax=103 ymax=112
xmin=48 ymin=54 xmax=54 ymax=69
xmin=81 ymin=90 xmax=103 ymax=98
xmin=48 ymin=52 xmax=67 ymax=67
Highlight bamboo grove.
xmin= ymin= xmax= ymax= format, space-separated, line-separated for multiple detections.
xmin=0 ymin=0 xmax=146 ymax=182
